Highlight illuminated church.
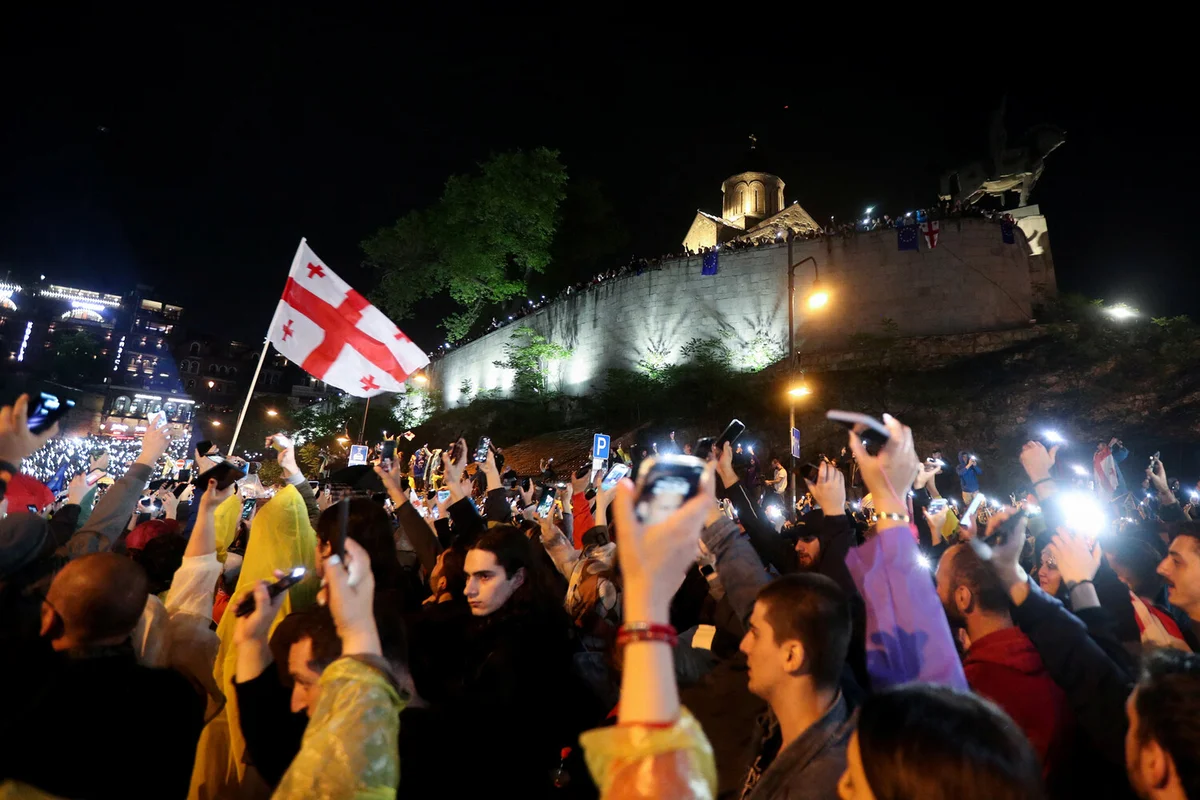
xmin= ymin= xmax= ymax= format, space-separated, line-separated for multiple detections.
xmin=681 ymin=147 xmax=822 ymax=251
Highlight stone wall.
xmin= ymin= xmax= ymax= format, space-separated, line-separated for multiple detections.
xmin=429 ymin=217 xmax=1049 ymax=404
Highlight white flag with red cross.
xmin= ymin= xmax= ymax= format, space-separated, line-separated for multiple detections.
xmin=268 ymin=240 xmax=429 ymax=397
xmin=920 ymin=220 xmax=940 ymax=249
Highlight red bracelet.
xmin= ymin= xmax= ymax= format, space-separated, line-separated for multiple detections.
xmin=617 ymin=622 xmax=678 ymax=647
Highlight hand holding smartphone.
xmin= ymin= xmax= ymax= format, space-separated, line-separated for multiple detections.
xmin=232 ymin=567 xmax=307 ymax=617
xmin=826 ymin=410 xmax=890 ymax=456
xmin=634 ymin=454 xmax=706 ymax=525
xmin=26 ymin=392 xmax=75 ymax=434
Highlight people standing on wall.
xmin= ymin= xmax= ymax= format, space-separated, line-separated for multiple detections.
xmin=956 ymin=451 xmax=982 ymax=503
xmin=765 ymin=457 xmax=788 ymax=508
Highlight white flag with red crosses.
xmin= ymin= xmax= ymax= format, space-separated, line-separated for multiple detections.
xmin=268 ymin=240 xmax=429 ymax=397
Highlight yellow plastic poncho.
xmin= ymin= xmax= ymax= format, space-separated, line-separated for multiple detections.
xmin=189 ymin=485 xmax=320 ymax=800
xmin=580 ymin=708 xmax=716 ymax=800
xmin=273 ymin=657 xmax=404 ymax=800
xmin=212 ymin=491 xmax=243 ymax=562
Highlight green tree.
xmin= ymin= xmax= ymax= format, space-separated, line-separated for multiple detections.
xmin=48 ymin=329 xmax=103 ymax=386
xmin=492 ymin=326 xmax=573 ymax=397
xmin=364 ymin=148 xmax=568 ymax=341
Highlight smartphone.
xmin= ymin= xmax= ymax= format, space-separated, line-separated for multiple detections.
xmin=26 ymin=392 xmax=75 ymax=434
xmin=984 ymin=508 xmax=1028 ymax=547
xmin=1149 ymin=451 xmax=1161 ymax=469
xmin=85 ymin=468 xmax=106 ymax=487
xmin=700 ymin=419 xmax=739 ymax=455
xmin=232 ymin=567 xmax=308 ymax=617
xmin=308 ymin=480 xmax=320 ymax=492
xmin=800 ymin=463 xmax=821 ymax=484
xmin=449 ymin=439 xmax=465 ymax=464
xmin=537 ymin=486 xmax=557 ymax=518
xmin=825 ymin=410 xmax=890 ymax=456
xmin=240 ymin=497 xmax=256 ymax=521
xmin=634 ymin=455 xmax=706 ymax=526
xmin=928 ymin=498 xmax=949 ymax=513
xmin=269 ymin=433 xmax=292 ymax=452
xmin=474 ymin=436 xmax=491 ymax=464
xmin=437 ymin=488 xmax=451 ymax=504
xmin=601 ymin=462 xmax=630 ymax=491
xmin=960 ymin=493 xmax=986 ymax=527
xmin=194 ymin=456 xmax=248 ymax=490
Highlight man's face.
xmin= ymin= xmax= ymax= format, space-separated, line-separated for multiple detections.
xmin=1158 ymin=536 xmax=1200 ymax=618
xmin=288 ymin=638 xmax=324 ymax=717
xmin=794 ymin=535 xmax=821 ymax=570
xmin=464 ymin=549 xmax=523 ymax=616
xmin=1123 ymin=689 xmax=1166 ymax=800
xmin=739 ymin=600 xmax=795 ymax=700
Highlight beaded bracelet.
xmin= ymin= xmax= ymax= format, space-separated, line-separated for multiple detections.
xmin=876 ymin=511 xmax=911 ymax=523
xmin=617 ymin=622 xmax=679 ymax=648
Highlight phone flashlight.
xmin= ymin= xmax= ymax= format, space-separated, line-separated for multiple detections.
xmin=1190 ymin=491 xmax=1200 ymax=502
xmin=1043 ymin=430 xmax=1066 ymax=444
xmin=916 ymin=554 xmax=932 ymax=570
xmin=765 ymin=506 xmax=782 ymax=520
xmin=1071 ymin=464 xmax=1089 ymax=477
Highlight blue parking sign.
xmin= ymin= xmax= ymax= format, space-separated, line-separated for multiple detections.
xmin=349 ymin=445 xmax=369 ymax=466
xmin=791 ymin=428 xmax=801 ymax=459
xmin=593 ymin=433 xmax=610 ymax=460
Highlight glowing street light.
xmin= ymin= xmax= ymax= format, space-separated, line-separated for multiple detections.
xmin=413 ymin=373 xmax=429 ymax=385
xmin=864 ymin=206 xmax=875 ymax=215
xmin=807 ymin=288 xmax=830 ymax=310
xmin=211 ymin=420 xmax=221 ymax=427
xmin=1106 ymin=304 xmax=1138 ymax=321
xmin=788 ymin=385 xmax=812 ymax=397
xmin=266 ymin=409 xmax=278 ymax=417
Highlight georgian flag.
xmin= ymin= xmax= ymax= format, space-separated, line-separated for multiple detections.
xmin=920 ymin=220 xmax=939 ymax=249
xmin=268 ymin=240 xmax=429 ymax=397
xmin=1093 ymin=445 xmax=1121 ymax=500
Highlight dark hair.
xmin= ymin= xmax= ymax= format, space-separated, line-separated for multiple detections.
xmin=316 ymin=498 xmax=404 ymax=594
xmin=437 ymin=543 xmax=469 ymax=600
xmin=67 ymin=553 xmax=150 ymax=643
xmin=270 ymin=606 xmax=343 ymax=685
xmin=1107 ymin=537 xmax=1165 ymax=597
xmin=1135 ymin=648 xmax=1200 ymax=797
xmin=858 ymin=684 xmax=1044 ymax=800
xmin=945 ymin=544 xmax=1010 ymax=615
xmin=130 ymin=533 xmax=188 ymax=596
xmin=754 ymin=573 xmax=851 ymax=689
xmin=469 ymin=525 xmax=557 ymax=615
xmin=1169 ymin=521 xmax=1200 ymax=551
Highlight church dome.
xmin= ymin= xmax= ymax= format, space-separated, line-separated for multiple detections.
xmin=722 ymin=171 xmax=785 ymax=226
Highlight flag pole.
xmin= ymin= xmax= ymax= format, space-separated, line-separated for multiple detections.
xmin=359 ymin=396 xmax=371 ymax=445
xmin=227 ymin=237 xmax=306 ymax=456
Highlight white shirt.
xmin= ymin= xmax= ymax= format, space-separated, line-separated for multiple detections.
xmin=772 ymin=466 xmax=788 ymax=494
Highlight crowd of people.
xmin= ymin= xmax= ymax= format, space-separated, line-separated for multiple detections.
xmin=5 ymin=388 xmax=1200 ymax=799
xmin=18 ymin=432 xmax=192 ymax=487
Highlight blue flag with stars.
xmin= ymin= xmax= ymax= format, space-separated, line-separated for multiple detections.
xmin=897 ymin=226 xmax=919 ymax=251
xmin=701 ymin=250 xmax=718 ymax=275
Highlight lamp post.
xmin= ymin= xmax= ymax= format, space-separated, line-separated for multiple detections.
xmin=786 ymin=242 xmax=827 ymax=515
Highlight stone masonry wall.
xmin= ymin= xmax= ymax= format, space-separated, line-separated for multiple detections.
xmin=429 ymin=217 xmax=1046 ymax=404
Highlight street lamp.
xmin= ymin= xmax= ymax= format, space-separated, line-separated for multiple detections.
xmin=788 ymin=385 xmax=812 ymax=397
xmin=266 ymin=409 xmax=278 ymax=417
xmin=413 ymin=373 xmax=429 ymax=385
xmin=211 ymin=420 xmax=221 ymax=427
xmin=785 ymin=247 xmax=827 ymax=516
xmin=207 ymin=380 xmax=215 ymax=389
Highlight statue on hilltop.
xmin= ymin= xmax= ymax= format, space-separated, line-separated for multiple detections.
xmin=940 ymin=98 xmax=1065 ymax=208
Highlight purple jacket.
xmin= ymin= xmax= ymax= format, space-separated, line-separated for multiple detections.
xmin=845 ymin=524 xmax=967 ymax=690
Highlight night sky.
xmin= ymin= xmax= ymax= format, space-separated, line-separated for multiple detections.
xmin=3 ymin=11 xmax=1195 ymax=349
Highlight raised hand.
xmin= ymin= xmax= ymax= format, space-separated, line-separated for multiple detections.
xmin=0 ymin=394 xmax=58 ymax=467
xmin=715 ymin=441 xmax=738 ymax=489
xmin=67 ymin=473 xmax=88 ymax=506
xmin=610 ymin=466 xmax=715 ymax=622
xmin=278 ymin=445 xmax=301 ymax=478
xmin=136 ymin=424 xmax=171 ymax=467
xmin=198 ymin=478 xmax=237 ymax=515
xmin=805 ymin=461 xmax=846 ymax=517
xmin=374 ymin=459 xmax=410 ymax=507
xmin=570 ymin=466 xmax=591 ymax=497
xmin=1051 ymin=528 xmax=1101 ymax=587
xmin=157 ymin=486 xmax=180 ymax=520
xmin=969 ymin=507 xmax=1030 ymax=603
xmin=1020 ymin=440 xmax=1058 ymax=483
xmin=1147 ymin=459 xmax=1172 ymax=499
xmin=444 ymin=439 xmax=468 ymax=486
xmin=232 ymin=575 xmax=287 ymax=645
xmin=846 ymin=413 xmax=919 ymax=528
xmin=324 ymin=537 xmax=380 ymax=656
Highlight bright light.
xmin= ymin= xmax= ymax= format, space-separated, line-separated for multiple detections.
xmin=766 ymin=506 xmax=783 ymax=520
xmin=905 ymin=211 xmax=913 ymax=218
xmin=864 ymin=206 xmax=875 ymax=215
xmin=788 ymin=385 xmax=812 ymax=397
xmin=1043 ymin=430 xmax=1066 ymax=444
xmin=211 ymin=420 xmax=221 ymax=427
xmin=1106 ymin=304 xmax=1138 ymax=321
xmin=916 ymin=554 xmax=932 ymax=570
xmin=1190 ymin=491 xmax=1200 ymax=502
xmin=1055 ymin=490 xmax=1108 ymax=538
xmin=414 ymin=374 xmax=429 ymax=385
xmin=207 ymin=381 xmax=215 ymax=388
xmin=807 ymin=290 xmax=830 ymax=310
xmin=336 ymin=436 xmax=349 ymax=445
xmin=266 ymin=409 xmax=278 ymax=417
xmin=861 ymin=217 xmax=870 ymax=225
xmin=1071 ymin=464 xmax=1089 ymax=477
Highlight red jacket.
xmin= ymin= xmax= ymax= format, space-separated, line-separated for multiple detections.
xmin=964 ymin=626 xmax=1073 ymax=777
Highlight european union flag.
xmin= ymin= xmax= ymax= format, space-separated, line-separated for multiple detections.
xmin=1000 ymin=219 xmax=1015 ymax=244
xmin=897 ymin=226 xmax=919 ymax=251
xmin=701 ymin=250 xmax=718 ymax=275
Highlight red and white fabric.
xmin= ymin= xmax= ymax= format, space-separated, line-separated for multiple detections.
xmin=920 ymin=220 xmax=940 ymax=249
xmin=1093 ymin=445 xmax=1121 ymax=501
xmin=268 ymin=240 xmax=429 ymax=397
